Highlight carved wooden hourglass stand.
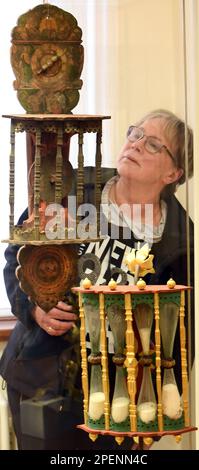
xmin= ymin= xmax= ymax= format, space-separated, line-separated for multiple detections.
xmin=73 ymin=282 xmax=197 ymax=446
xmin=2 ymin=3 xmax=111 ymax=313
xmin=2 ymin=115 xmax=110 ymax=312
xmin=134 ymin=303 xmax=157 ymax=428
xmin=160 ymin=295 xmax=183 ymax=423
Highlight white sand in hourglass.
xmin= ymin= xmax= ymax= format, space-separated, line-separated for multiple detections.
xmin=162 ymin=383 xmax=182 ymax=419
xmin=111 ymin=397 xmax=129 ymax=423
xmin=88 ymin=392 xmax=105 ymax=420
xmin=137 ymin=402 xmax=156 ymax=423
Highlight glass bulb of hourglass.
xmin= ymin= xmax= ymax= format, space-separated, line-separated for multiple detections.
xmin=137 ymin=367 xmax=156 ymax=423
xmin=107 ymin=304 xmax=126 ymax=354
xmin=84 ymin=303 xmax=104 ymax=421
xmin=134 ymin=304 xmax=156 ymax=424
xmin=162 ymin=368 xmax=182 ymax=419
xmin=134 ymin=303 xmax=153 ymax=354
xmin=160 ymin=302 xmax=182 ymax=419
xmin=84 ymin=304 xmax=100 ymax=354
xmin=111 ymin=367 xmax=129 ymax=423
xmin=107 ymin=304 xmax=130 ymax=423
xmin=160 ymin=302 xmax=179 ymax=358
xmin=88 ymin=364 xmax=105 ymax=421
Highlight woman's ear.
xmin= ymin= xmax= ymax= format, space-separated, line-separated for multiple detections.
xmin=164 ymin=167 xmax=184 ymax=185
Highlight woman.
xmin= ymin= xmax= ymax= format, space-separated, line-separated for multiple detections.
xmin=0 ymin=109 xmax=194 ymax=450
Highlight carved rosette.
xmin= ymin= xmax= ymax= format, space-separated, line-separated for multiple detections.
xmin=16 ymin=244 xmax=77 ymax=311
xmin=11 ymin=4 xmax=84 ymax=113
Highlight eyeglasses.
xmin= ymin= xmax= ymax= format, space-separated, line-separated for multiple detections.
xmin=127 ymin=125 xmax=176 ymax=163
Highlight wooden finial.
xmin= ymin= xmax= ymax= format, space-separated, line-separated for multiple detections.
xmin=167 ymin=278 xmax=176 ymax=289
xmin=82 ymin=277 xmax=92 ymax=289
xmin=89 ymin=433 xmax=98 ymax=442
xmin=143 ymin=437 xmax=154 ymax=446
xmin=108 ymin=278 xmax=117 ymax=290
xmin=136 ymin=278 xmax=146 ymax=290
xmin=115 ymin=436 xmax=124 ymax=445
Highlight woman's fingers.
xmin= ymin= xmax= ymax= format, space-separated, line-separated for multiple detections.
xmin=48 ymin=309 xmax=77 ymax=321
xmin=33 ymin=303 xmax=77 ymax=335
xmin=46 ymin=322 xmax=75 ymax=336
xmin=56 ymin=301 xmax=74 ymax=311
xmin=46 ymin=317 xmax=76 ymax=331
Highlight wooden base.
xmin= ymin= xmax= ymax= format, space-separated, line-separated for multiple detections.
xmin=77 ymin=423 xmax=197 ymax=439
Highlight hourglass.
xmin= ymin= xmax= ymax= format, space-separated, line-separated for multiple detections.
xmin=73 ymin=283 xmax=196 ymax=444
xmin=134 ymin=303 xmax=157 ymax=427
xmin=160 ymin=300 xmax=183 ymax=422
xmin=84 ymin=300 xmax=105 ymax=427
xmin=106 ymin=302 xmax=130 ymax=428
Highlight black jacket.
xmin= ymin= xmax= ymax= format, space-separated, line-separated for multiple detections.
xmin=0 ymin=167 xmax=194 ymax=396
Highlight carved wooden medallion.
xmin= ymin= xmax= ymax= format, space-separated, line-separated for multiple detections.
xmin=16 ymin=244 xmax=77 ymax=312
xmin=11 ymin=4 xmax=84 ymax=113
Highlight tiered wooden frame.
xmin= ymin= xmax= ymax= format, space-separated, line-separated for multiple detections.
xmin=2 ymin=113 xmax=110 ymax=311
xmin=2 ymin=113 xmax=110 ymax=245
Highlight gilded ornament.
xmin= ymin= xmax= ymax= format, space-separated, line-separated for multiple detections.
xmin=89 ymin=433 xmax=98 ymax=442
xmin=143 ymin=437 xmax=153 ymax=446
xmin=167 ymin=278 xmax=176 ymax=289
xmin=108 ymin=278 xmax=117 ymax=290
xmin=82 ymin=277 xmax=92 ymax=289
xmin=115 ymin=436 xmax=124 ymax=445
xmin=136 ymin=278 xmax=146 ymax=290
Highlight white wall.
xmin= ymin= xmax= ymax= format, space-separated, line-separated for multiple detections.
xmin=184 ymin=0 xmax=199 ymax=452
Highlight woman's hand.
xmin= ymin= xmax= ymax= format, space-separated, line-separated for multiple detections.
xmin=32 ymin=301 xmax=77 ymax=336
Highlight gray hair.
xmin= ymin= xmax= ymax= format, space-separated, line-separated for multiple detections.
xmin=136 ymin=109 xmax=193 ymax=197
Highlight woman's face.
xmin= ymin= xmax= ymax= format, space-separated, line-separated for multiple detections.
xmin=117 ymin=118 xmax=181 ymax=189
